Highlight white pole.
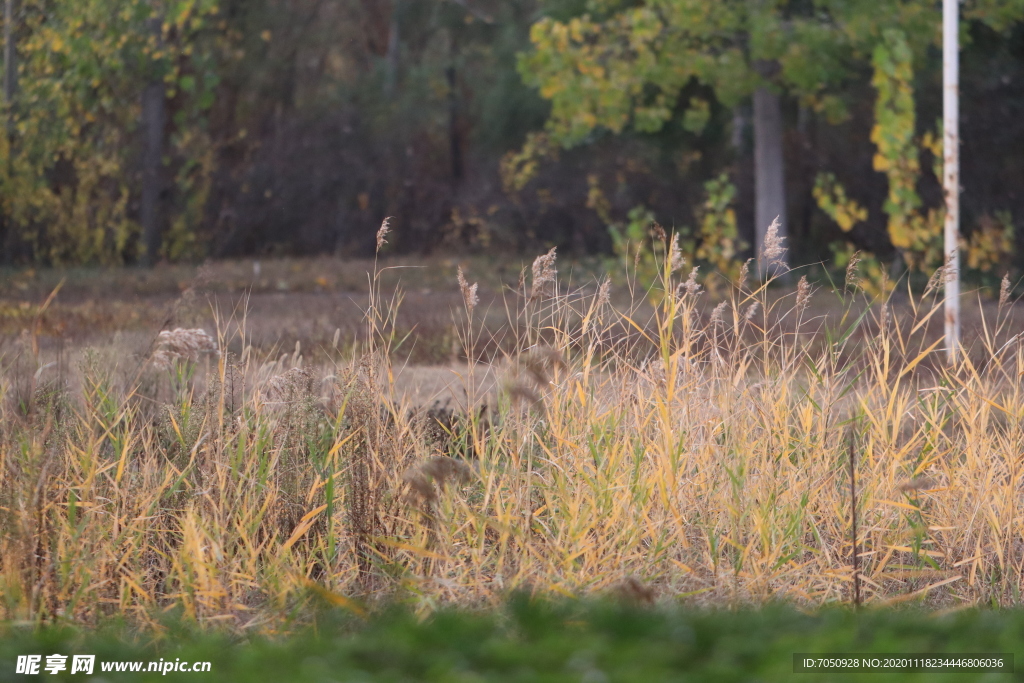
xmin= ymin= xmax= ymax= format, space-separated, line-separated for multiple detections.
xmin=943 ymin=0 xmax=960 ymax=365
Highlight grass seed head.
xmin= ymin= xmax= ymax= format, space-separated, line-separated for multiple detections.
xmin=639 ymin=356 xmax=667 ymax=390
xmin=710 ymin=301 xmax=728 ymax=326
xmin=263 ymin=366 xmax=316 ymax=404
xmin=403 ymin=456 xmax=473 ymax=510
xmin=739 ymin=258 xmax=752 ymax=284
xmin=376 ymin=217 xmax=391 ymax=252
xmin=650 ymin=222 xmax=667 ymax=245
xmin=151 ymin=328 xmax=219 ymax=370
xmin=506 ymin=381 xmax=544 ymax=413
xmin=519 ymin=345 xmax=565 ymax=387
xmin=668 ymin=232 xmax=684 ymax=273
xmin=924 ymin=268 xmax=942 ymax=299
xmin=1000 ymin=274 xmax=1011 ymax=307
xmin=845 ymin=251 xmax=862 ymax=290
xmin=504 ymin=345 xmax=564 ymax=415
xmin=596 ymin=279 xmax=611 ymax=308
xmin=530 ymin=247 xmax=558 ymax=301
xmin=679 ymin=266 xmax=701 ymax=296
xmin=457 ymin=267 xmax=479 ymax=315
xmin=761 ymin=217 xmax=787 ymax=270
xmin=925 ymin=253 xmax=959 ymax=298
xmin=796 ymin=275 xmax=811 ymax=314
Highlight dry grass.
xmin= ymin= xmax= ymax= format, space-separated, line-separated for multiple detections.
xmin=4 ymin=232 xmax=1024 ymax=633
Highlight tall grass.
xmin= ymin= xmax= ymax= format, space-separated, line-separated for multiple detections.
xmin=3 ymin=228 xmax=1024 ymax=633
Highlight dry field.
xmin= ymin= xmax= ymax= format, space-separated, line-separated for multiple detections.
xmin=3 ymin=240 xmax=1024 ymax=633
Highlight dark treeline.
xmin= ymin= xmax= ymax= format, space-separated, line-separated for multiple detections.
xmin=0 ymin=0 xmax=1021 ymax=282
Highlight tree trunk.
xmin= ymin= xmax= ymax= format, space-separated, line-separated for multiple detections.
xmin=942 ymin=0 xmax=960 ymax=364
xmin=140 ymin=16 xmax=165 ymax=266
xmin=384 ymin=0 xmax=400 ymax=96
xmin=2 ymin=0 xmax=16 ymax=263
xmin=446 ymin=65 xmax=463 ymax=182
xmin=753 ymin=85 xmax=787 ymax=270
xmin=731 ymin=104 xmax=746 ymax=152
xmin=3 ymin=0 xmax=14 ymax=110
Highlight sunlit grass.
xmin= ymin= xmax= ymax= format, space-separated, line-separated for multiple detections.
xmin=3 ymin=229 xmax=1024 ymax=633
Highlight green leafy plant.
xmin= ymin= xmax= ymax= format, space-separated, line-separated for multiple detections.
xmin=2 ymin=0 xmax=220 ymax=265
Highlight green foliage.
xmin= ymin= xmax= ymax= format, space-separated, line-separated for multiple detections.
xmin=521 ymin=0 xmax=1022 ymax=275
xmin=966 ymin=210 xmax=1015 ymax=274
xmin=518 ymin=0 xmax=926 ymax=149
xmin=500 ymin=132 xmax=560 ymax=194
xmin=691 ymin=172 xmax=744 ymax=284
xmin=820 ymin=25 xmax=1014 ymax=283
xmin=815 ymin=29 xmax=1016 ymax=282
xmin=0 ymin=0 xmax=1019 ymax=265
xmin=681 ymin=96 xmax=710 ymax=134
xmin=813 ymin=173 xmax=867 ymax=234
xmin=870 ymin=29 xmax=943 ymax=272
xmin=830 ymin=241 xmax=893 ymax=298
xmin=2 ymin=602 xmax=1024 ymax=681
xmin=519 ymin=4 xmax=754 ymax=147
xmin=588 ymin=172 xmax=663 ymax=286
xmin=2 ymin=0 xmax=220 ymax=265
xmin=965 ymin=0 xmax=1024 ymax=31
xmin=594 ymin=171 xmax=742 ymax=294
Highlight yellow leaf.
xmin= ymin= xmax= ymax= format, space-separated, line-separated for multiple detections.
xmin=281 ymin=504 xmax=327 ymax=551
xmin=305 ymin=581 xmax=366 ymax=616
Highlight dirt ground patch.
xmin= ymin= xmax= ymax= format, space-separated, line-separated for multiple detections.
xmin=2 ymin=255 xmax=1021 ymax=373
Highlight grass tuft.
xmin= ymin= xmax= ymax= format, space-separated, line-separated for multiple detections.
xmin=3 ymin=232 xmax=1024 ymax=631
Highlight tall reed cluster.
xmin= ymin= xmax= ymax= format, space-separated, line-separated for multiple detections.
xmin=2 ymin=223 xmax=1024 ymax=632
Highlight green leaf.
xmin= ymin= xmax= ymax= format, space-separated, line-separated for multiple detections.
xmin=197 ymin=90 xmax=214 ymax=110
xmin=681 ymin=97 xmax=710 ymax=134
